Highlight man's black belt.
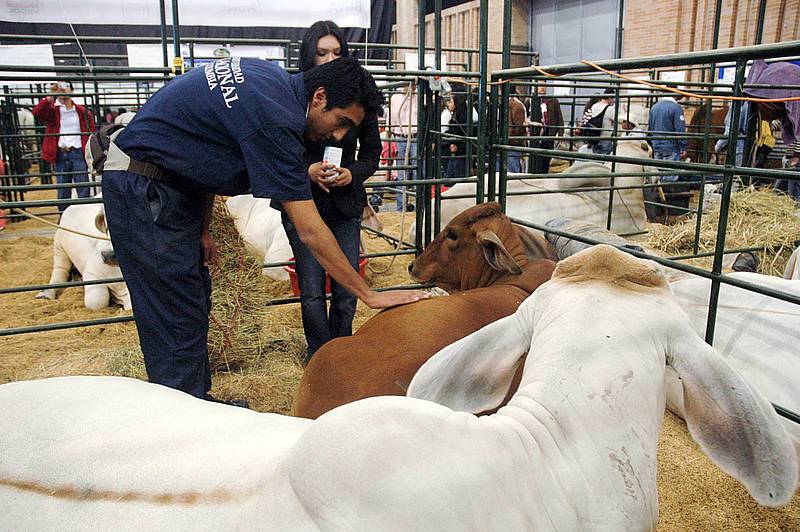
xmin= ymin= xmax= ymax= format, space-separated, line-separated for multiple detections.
xmin=127 ymin=158 xmax=174 ymax=182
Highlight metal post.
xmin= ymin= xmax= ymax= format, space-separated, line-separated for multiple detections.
xmin=754 ymin=0 xmax=767 ymax=45
xmin=159 ymin=0 xmax=169 ymax=68
xmin=705 ymin=59 xmax=746 ymax=345
xmin=171 ymin=0 xmax=182 ymax=74
xmin=694 ymin=0 xmax=724 ymax=254
xmin=432 ymin=0 xmax=443 ymax=240
xmin=414 ymin=0 xmax=427 ymax=252
xmin=606 ymin=85 xmax=620 ymax=230
xmin=476 ymin=0 xmax=489 ymax=203
xmin=497 ymin=0 xmax=513 ymax=210
xmin=615 ymin=0 xmax=625 ymax=59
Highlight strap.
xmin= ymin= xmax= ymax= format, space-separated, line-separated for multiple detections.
xmin=105 ymin=139 xmax=173 ymax=182
xmin=127 ymin=159 xmax=171 ymax=182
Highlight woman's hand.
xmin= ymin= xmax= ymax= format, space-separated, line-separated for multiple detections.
xmin=308 ymin=162 xmax=338 ymax=192
xmin=328 ymin=167 xmax=352 ymax=187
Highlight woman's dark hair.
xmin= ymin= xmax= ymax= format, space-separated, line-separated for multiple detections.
xmin=452 ymin=91 xmax=471 ymax=124
xmin=299 ymin=20 xmax=350 ymax=73
xmin=304 ymin=57 xmax=384 ymax=115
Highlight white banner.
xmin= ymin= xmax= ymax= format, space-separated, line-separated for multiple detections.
xmin=0 ymin=0 xmax=371 ymax=28
xmin=126 ymin=43 xmax=286 ymax=76
xmin=0 ymin=44 xmax=54 ymax=85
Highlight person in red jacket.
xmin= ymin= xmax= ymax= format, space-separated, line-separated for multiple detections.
xmin=32 ymin=82 xmax=95 ymax=212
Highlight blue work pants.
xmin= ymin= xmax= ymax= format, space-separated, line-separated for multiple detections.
xmin=101 ymin=170 xmax=212 ymax=398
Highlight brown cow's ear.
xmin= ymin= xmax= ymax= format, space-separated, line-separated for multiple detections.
xmin=477 ymin=230 xmax=522 ymax=274
xmin=95 ymin=210 xmax=107 ymax=234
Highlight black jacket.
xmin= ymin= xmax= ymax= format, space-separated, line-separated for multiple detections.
xmin=304 ymin=113 xmax=381 ymax=223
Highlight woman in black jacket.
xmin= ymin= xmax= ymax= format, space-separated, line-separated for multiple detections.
xmin=282 ymin=20 xmax=382 ymax=364
xmin=445 ymin=91 xmax=470 ymax=178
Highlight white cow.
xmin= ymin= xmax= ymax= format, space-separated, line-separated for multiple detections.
xmin=2 ymin=246 xmax=796 ymax=530
xmin=35 ymin=200 xmax=131 ymax=310
xmin=667 ymin=272 xmax=800 ymax=440
xmin=225 ymin=194 xmax=292 ymax=280
xmin=225 ymin=195 xmax=383 ymax=281
xmin=17 ymin=108 xmax=37 ymax=152
xmin=785 ymin=246 xmax=800 ymax=280
xmin=411 ymin=139 xmax=652 ymax=240
xmin=408 ymin=245 xmax=798 ymax=528
xmin=542 ymin=218 xmax=800 ymax=441
xmin=114 ymin=112 xmax=136 ymax=125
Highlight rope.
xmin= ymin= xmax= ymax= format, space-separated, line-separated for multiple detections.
xmin=580 ymin=59 xmax=800 ymax=103
xmin=446 ymin=59 xmax=800 ymax=104
xmin=11 ymin=208 xmax=110 ymax=241
xmin=56 ymin=0 xmax=93 ymax=73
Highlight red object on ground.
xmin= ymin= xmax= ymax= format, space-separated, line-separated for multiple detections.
xmin=285 ymin=258 xmax=369 ymax=297
xmin=430 ymin=184 xmax=451 ymax=198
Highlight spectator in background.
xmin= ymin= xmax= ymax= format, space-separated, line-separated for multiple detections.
xmin=388 ymin=83 xmax=417 ymax=211
xmin=579 ymin=89 xmax=615 ymax=155
xmin=742 ymin=60 xmax=800 ymax=200
xmin=505 ymin=89 xmax=528 ymax=173
xmin=648 ymin=93 xmax=687 ymax=181
xmin=283 ymin=20 xmax=382 ymax=364
xmin=530 ymin=81 xmax=564 ymax=174
xmin=102 ymin=107 xmax=115 ymax=124
xmin=445 ymin=91 xmax=471 ymax=179
xmin=32 ymin=82 xmax=95 ymax=212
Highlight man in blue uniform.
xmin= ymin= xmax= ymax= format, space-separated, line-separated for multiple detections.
xmin=102 ymin=57 xmax=426 ymax=401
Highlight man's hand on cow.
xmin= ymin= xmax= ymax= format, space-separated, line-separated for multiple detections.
xmin=200 ymin=231 xmax=217 ymax=267
xmin=362 ymin=289 xmax=429 ymax=310
xmin=308 ymin=162 xmax=338 ymax=192
xmin=329 ymin=167 xmax=352 ymax=187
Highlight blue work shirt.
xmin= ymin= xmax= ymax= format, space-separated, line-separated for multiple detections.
xmin=116 ymin=58 xmax=311 ymax=201
xmin=648 ymin=97 xmax=687 ymax=154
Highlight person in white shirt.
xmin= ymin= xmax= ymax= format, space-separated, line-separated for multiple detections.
xmin=32 ymin=82 xmax=95 ymax=212
xmin=388 ymin=84 xmax=417 ymax=211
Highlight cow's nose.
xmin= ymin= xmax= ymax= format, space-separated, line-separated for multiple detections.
xmin=101 ymin=248 xmax=116 ymax=264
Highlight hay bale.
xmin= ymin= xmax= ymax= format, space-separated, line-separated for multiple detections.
xmin=646 ymin=187 xmax=800 ymax=276
xmin=207 ymin=200 xmax=274 ymax=372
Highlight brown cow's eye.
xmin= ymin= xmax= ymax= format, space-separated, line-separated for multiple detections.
xmin=446 ymin=229 xmax=458 ymax=240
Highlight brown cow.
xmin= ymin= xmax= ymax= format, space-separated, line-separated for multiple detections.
xmin=686 ymin=102 xmax=729 ymax=164
xmin=292 ymin=202 xmax=557 ymax=419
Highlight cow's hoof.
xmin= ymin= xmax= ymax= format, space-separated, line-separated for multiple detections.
xmin=35 ymin=289 xmax=56 ymax=300
xmin=732 ymin=252 xmax=759 ymax=273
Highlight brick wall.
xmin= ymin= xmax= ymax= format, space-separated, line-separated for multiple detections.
xmin=624 ymin=0 xmax=800 ymax=59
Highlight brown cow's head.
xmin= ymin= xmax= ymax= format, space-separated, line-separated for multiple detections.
xmin=409 ymin=202 xmax=545 ymax=293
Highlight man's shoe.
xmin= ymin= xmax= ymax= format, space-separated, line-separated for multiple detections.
xmin=204 ymin=394 xmax=250 ymax=409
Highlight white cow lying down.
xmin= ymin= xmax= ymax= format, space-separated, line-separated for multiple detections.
xmin=225 ymin=195 xmax=383 ymax=281
xmin=543 ymin=219 xmax=800 ymax=442
xmin=1 ymin=246 xmax=796 ymax=530
xmin=410 ymin=139 xmax=651 ymax=240
xmin=225 ymin=194 xmax=292 ymax=280
xmin=35 ymin=200 xmax=131 ymax=310
xmin=666 ymin=272 xmax=800 ymax=440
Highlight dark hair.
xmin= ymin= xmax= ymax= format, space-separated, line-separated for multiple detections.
xmin=304 ymin=56 xmax=384 ymax=115
xmin=452 ymin=91 xmax=471 ymax=124
xmin=118 ymin=108 xmax=127 ymax=115
xmin=299 ymin=20 xmax=349 ymax=72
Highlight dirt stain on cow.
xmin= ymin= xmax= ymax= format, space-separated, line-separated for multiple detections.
xmin=0 ymin=478 xmax=241 ymax=505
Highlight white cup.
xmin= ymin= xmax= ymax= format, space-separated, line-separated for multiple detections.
xmin=323 ymin=146 xmax=343 ymax=181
